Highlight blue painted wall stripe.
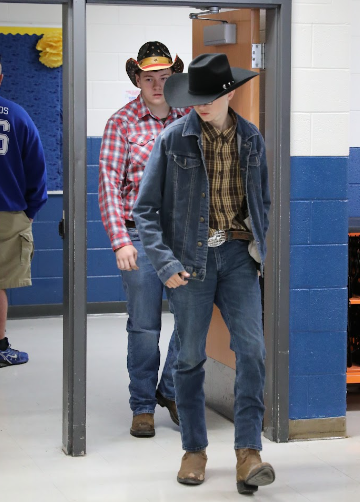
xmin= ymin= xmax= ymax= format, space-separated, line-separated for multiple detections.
xmin=291 ymin=156 xmax=348 ymax=200
xmin=290 ymin=155 xmax=348 ymax=420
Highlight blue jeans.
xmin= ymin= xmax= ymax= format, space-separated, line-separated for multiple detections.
xmin=121 ymin=228 xmax=176 ymax=415
xmin=167 ymin=240 xmax=265 ymax=452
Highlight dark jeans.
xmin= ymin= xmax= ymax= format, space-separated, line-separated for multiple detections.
xmin=167 ymin=240 xmax=265 ymax=451
xmin=121 ymin=228 xmax=176 ymax=415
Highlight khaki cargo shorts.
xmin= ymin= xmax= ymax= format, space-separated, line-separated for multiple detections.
xmin=0 ymin=211 xmax=34 ymax=289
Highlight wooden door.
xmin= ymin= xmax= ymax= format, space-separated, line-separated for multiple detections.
xmin=192 ymin=9 xmax=260 ymax=126
xmin=192 ymin=9 xmax=260 ymax=370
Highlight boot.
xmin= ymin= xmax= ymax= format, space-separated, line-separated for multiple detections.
xmin=235 ymin=448 xmax=275 ymax=494
xmin=177 ymin=450 xmax=207 ymax=485
xmin=130 ymin=413 xmax=155 ymax=438
xmin=156 ymin=390 xmax=179 ymax=426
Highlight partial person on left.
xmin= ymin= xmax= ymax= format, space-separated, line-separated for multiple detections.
xmin=0 ymin=57 xmax=48 ymax=368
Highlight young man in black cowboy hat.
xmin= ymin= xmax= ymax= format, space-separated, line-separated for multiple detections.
xmin=133 ymin=53 xmax=275 ymax=494
xmin=99 ymin=42 xmax=190 ymax=438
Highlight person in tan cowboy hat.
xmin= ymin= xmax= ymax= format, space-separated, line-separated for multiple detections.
xmin=126 ymin=41 xmax=184 ymax=87
xmin=98 ymin=42 xmax=190 ymax=439
xmin=133 ymin=53 xmax=275 ymax=494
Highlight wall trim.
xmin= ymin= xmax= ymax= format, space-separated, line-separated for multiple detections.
xmin=289 ymin=417 xmax=346 ymax=440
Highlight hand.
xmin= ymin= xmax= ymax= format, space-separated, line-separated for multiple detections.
xmin=115 ymin=245 xmax=139 ymax=271
xmin=165 ymin=271 xmax=190 ymax=289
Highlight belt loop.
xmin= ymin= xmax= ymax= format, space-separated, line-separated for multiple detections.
xmin=125 ymin=220 xmax=136 ymax=229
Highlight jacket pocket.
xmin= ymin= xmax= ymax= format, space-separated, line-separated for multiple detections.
xmin=248 ymin=152 xmax=260 ymax=167
xmin=248 ymin=152 xmax=261 ymax=187
xmin=19 ymin=231 xmax=34 ymax=265
xmin=172 ymin=153 xmax=201 ymax=169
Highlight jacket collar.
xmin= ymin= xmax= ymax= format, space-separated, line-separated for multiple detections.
xmin=182 ymin=108 xmax=259 ymax=142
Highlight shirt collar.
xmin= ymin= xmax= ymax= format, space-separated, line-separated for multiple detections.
xmin=136 ymin=93 xmax=184 ymax=121
xmin=136 ymin=93 xmax=152 ymax=119
xmin=201 ymin=108 xmax=237 ymax=143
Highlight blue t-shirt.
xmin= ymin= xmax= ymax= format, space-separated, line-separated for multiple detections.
xmin=0 ymin=95 xmax=47 ymax=219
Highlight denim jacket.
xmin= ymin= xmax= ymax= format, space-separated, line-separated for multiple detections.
xmin=133 ymin=108 xmax=271 ymax=285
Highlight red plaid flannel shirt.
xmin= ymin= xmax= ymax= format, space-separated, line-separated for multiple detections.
xmin=99 ymin=94 xmax=190 ymax=250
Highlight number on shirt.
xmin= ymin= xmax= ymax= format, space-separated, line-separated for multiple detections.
xmin=0 ymin=119 xmax=10 ymax=155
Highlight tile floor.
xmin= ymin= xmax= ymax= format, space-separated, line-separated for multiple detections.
xmin=1 ymin=313 xmax=360 ymax=501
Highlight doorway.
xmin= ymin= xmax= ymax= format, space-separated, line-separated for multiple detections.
xmin=61 ymin=0 xmax=291 ymax=454
xmin=0 ymin=0 xmax=291 ymax=455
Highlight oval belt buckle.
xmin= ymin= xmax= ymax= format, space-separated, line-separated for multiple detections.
xmin=208 ymin=230 xmax=226 ymax=247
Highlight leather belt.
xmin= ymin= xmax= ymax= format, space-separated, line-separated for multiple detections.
xmin=125 ymin=220 xmax=136 ymax=228
xmin=208 ymin=229 xmax=253 ymax=247
xmin=225 ymin=230 xmax=253 ymax=241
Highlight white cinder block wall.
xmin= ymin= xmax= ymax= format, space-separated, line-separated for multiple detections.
xmin=0 ymin=2 xmax=61 ymax=26
xmin=0 ymin=1 xmax=356 ymax=148
xmin=291 ymin=0 xmax=351 ymax=157
xmin=350 ymin=0 xmax=360 ymax=148
xmin=86 ymin=5 xmax=193 ymax=136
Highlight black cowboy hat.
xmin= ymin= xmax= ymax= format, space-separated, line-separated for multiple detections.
xmin=164 ymin=53 xmax=258 ymax=108
xmin=126 ymin=41 xmax=184 ymax=87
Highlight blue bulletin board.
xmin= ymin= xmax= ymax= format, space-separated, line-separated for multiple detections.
xmin=0 ymin=28 xmax=63 ymax=190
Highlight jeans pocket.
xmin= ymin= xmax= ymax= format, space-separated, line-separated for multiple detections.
xmin=127 ymin=228 xmax=140 ymax=241
xmin=19 ymin=231 xmax=34 ymax=264
xmin=21 ymin=211 xmax=31 ymax=222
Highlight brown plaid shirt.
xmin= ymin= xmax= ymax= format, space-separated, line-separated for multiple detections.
xmin=201 ymin=109 xmax=245 ymax=236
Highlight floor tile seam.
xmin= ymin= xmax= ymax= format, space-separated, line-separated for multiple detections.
xmin=27 ymin=451 xmax=74 ymax=501
xmin=298 ymin=452 xmax=360 ymax=485
xmin=292 ymin=437 xmax=360 ymax=467
xmin=273 ymin=440 xmax=360 ymax=481
xmin=284 ymin=482 xmax=313 ymax=501
xmin=323 ymin=463 xmax=360 ymax=484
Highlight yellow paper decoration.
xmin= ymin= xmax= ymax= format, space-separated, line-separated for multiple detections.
xmin=36 ymin=32 xmax=63 ymax=68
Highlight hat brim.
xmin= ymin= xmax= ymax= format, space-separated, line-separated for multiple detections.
xmin=126 ymin=55 xmax=184 ymax=87
xmin=164 ymin=68 xmax=258 ymax=108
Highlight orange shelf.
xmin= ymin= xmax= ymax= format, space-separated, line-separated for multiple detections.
xmin=347 ymin=364 xmax=360 ymax=384
xmin=346 ymin=233 xmax=360 ymax=383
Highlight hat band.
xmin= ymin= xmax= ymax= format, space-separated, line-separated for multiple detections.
xmin=222 ymin=80 xmax=235 ymax=89
xmin=188 ymin=80 xmax=236 ymax=96
xmin=139 ymin=56 xmax=173 ymax=69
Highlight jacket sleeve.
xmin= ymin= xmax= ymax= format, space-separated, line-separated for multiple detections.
xmin=258 ymin=134 xmax=271 ymax=239
xmin=133 ymin=134 xmax=185 ymax=285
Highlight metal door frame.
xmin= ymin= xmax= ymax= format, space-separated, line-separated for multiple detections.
xmin=1 ymin=0 xmax=291 ymax=454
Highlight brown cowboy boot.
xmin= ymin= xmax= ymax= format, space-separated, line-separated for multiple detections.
xmin=177 ymin=450 xmax=207 ymax=485
xmin=130 ymin=413 xmax=155 ymax=438
xmin=156 ymin=390 xmax=179 ymax=426
xmin=235 ymin=448 xmax=275 ymax=494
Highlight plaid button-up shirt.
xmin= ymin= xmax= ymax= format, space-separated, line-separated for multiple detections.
xmin=99 ymin=94 xmax=190 ymax=250
xmin=201 ymin=109 xmax=246 ymax=236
